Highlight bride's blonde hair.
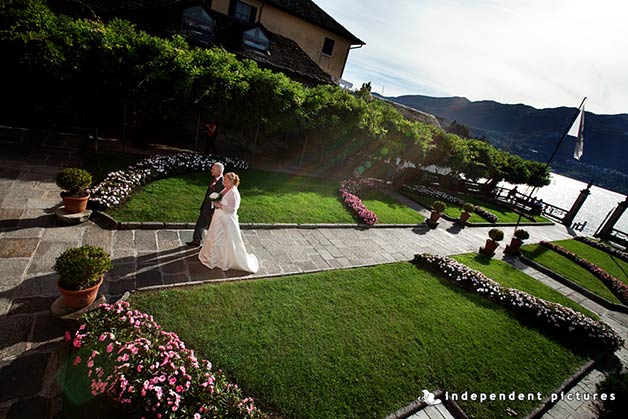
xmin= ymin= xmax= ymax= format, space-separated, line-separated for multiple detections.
xmin=225 ymin=172 xmax=240 ymax=187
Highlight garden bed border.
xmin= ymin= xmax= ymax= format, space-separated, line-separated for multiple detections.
xmin=519 ymin=255 xmax=628 ymax=314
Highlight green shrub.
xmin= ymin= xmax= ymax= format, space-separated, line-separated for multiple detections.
xmin=55 ymin=168 xmax=92 ymax=196
xmin=463 ymin=202 xmax=476 ymax=212
xmin=597 ymin=368 xmax=628 ymax=418
xmin=514 ymin=229 xmax=530 ymax=240
xmin=433 ymin=200 xmax=447 ymax=212
xmin=54 ymin=245 xmax=112 ymax=290
xmin=489 ymin=228 xmax=504 ymax=241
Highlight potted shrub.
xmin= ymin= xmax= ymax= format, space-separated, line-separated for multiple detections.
xmin=504 ymin=229 xmax=530 ymax=255
xmin=55 ymin=168 xmax=92 ymax=213
xmin=426 ymin=200 xmax=447 ymax=229
xmin=54 ymin=245 xmax=112 ymax=309
xmin=480 ymin=228 xmax=504 ymax=257
xmin=459 ymin=202 xmax=475 ymax=224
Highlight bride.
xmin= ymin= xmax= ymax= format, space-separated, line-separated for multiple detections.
xmin=198 ymin=172 xmax=259 ymax=273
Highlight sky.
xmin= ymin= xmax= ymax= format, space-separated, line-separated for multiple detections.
xmin=313 ymin=0 xmax=628 ymax=115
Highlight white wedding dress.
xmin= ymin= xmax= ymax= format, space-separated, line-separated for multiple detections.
xmin=198 ymin=187 xmax=259 ymax=273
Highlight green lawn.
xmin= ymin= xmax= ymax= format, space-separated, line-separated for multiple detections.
xmin=402 ymin=192 xmax=486 ymax=223
xmin=359 ymin=190 xmax=424 ymax=224
xmin=402 ymin=191 xmax=550 ymax=224
xmin=521 ymin=244 xmax=622 ymax=304
xmin=108 ymin=169 xmax=422 ymax=224
xmin=553 ymin=239 xmax=628 ymax=285
xmin=131 ymin=263 xmax=589 ymax=419
xmin=452 ymin=254 xmax=598 ymax=319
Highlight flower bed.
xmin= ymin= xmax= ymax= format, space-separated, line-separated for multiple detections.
xmin=539 ymin=241 xmax=628 ymax=305
xmin=67 ymin=302 xmax=266 ymax=419
xmin=338 ymin=178 xmax=381 ymax=225
xmin=575 ymin=237 xmax=628 ymax=263
xmin=90 ymin=153 xmax=248 ymax=210
xmin=412 ymin=253 xmax=624 ymax=351
xmin=402 ymin=185 xmax=498 ymax=222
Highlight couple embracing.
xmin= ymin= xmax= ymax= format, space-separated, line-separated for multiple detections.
xmin=187 ymin=162 xmax=259 ymax=273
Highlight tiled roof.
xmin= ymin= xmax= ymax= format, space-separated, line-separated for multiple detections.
xmin=210 ymin=13 xmax=333 ymax=85
xmin=263 ymin=0 xmax=364 ymax=45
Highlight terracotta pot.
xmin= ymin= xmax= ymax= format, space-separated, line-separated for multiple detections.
xmin=61 ymin=193 xmax=90 ymax=214
xmin=509 ymin=237 xmax=524 ymax=250
xmin=484 ymin=239 xmax=499 ymax=252
xmin=430 ymin=211 xmax=441 ymax=222
xmin=459 ymin=211 xmax=471 ymax=223
xmin=57 ymin=276 xmax=103 ymax=309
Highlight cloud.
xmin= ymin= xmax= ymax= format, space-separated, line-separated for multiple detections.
xmin=314 ymin=0 xmax=628 ymax=114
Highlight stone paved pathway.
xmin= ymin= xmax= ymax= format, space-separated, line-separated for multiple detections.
xmin=1 ymin=155 xmax=626 ymax=419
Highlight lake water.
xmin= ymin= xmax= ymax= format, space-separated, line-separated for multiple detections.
xmin=500 ymin=173 xmax=628 ymax=236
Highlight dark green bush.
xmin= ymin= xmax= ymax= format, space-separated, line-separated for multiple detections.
xmin=597 ymin=368 xmax=628 ymax=419
xmin=514 ymin=229 xmax=530 ymax=240
xmin=463 ymin=202 xmax=476 ymax=212
xmin=488 ymin=228 xmax=504 ymax=241
xmin=54 ymin=245 xmax=112 ymax=290
xmin=433 ymin=201 xmax=447 ymax=212
xmin=55 ymin=168 xmax=92 ymax=196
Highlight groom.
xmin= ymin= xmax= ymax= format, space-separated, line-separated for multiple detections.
xmin=187 ymin=162 xmax=224 ymax=247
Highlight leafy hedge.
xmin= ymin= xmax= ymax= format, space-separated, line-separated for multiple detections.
xmin=575 ymin=237 xmax=628 ymax=263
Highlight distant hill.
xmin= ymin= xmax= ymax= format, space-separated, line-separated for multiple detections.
xmin=386 ymin=94 xmax=628 ymax=194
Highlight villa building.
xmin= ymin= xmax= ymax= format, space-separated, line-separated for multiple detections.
xmin=72 ymin=0 xmax=364 ymax=86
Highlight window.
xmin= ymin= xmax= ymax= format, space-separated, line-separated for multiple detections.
xmin=181 ymin=6 xmax=214 ymax=44
xmin=322 ymin=37 xmax=335 ymax=56
xmin=232 ymin=1 xmax=257 ymax=23
xmin=243 ymin=27 xmax=269 ymax=52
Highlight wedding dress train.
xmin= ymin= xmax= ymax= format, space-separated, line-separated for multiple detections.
xmin=198 ymin=187 xmax=259 ymax=273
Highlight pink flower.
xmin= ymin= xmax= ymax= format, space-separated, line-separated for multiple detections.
xmin=64 ymin=331 xmax=71 ymax=342
xmin=87 ymin=360 xmax=94 ymax=368
xmin=106 ymin=343 xmax=114 ymax=353
xmin=137 ymin=364 xmax=143 ymax=373
xmin=73 ymin=356 xmax=81 ymax=366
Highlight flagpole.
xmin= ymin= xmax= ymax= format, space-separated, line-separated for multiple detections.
xmin=511 ymin=97 xmax=587 ymax=234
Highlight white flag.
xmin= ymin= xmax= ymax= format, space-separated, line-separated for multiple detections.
xmin=568 ymin=104 xmax=585 ymax=160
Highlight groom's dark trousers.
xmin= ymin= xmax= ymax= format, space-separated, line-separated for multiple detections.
xmin=191 ymin=177 xmax=224 ymax=245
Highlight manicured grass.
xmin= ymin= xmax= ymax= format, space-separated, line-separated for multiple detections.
xmin=83 ymin=151 xmax=145 ymax=183
xmin=459 ymin=196 xmax=552 ymax=223
xmin=359 ymin=190 xmax=424 ymax=224
xmin=553 ymin=239 xmax=628 ymax=285
xmin=402 ymin=192 xmax=486 ymax=223
xmin=131 ymin=263 xmax=589 ymax=419
xmin=452 ymin=254 xmax=598 ymax=319
xmin=108 ymin=169 xmax=421 ymax=224
xmin=521 ymin=244 xmax=622 ymax=304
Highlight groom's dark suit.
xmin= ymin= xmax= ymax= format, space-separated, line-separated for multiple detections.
xmin=191 ymin=176 xmax=224 ymax=245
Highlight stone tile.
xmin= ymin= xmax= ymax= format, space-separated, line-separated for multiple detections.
xmin=135 ymin=269 xmax=163 ymax=288
xmin=7 ymin=297 xmax=57 ymax=316
xmin=14 ymin=273 xmax=58 ymax=298
xmin=81 ymin=225 xmax=112 ymax=250
xmin=161 ymin=259 xmax=187 ymax=275
xmin=158 ymin=240 xmax=182 ymax=252
xmin=163 ymin=273 xmax=190 ymax=285
xmin=41 ymin=226 xmax=83 ymax=243
xmin=0 ymin=352 xmax=47 ymax=400
xmin=136 ymin=252 xmax=161 ymax=271
xmin=0 ymin=316 xmax=32 ymax=361
xmin=24 ymin=198 xmax=60 ymax=210
xmin=26 ymin=242 xmax=72 ymax=275
xmin=30 ymin=315 xmax=72 ymax=344
xmin=0 ymin=209 xmax=23 ymax=228
xmin=112 ymin=230 xmax=135 ymax=249
xmin=5 ymin=189 xmax=42 ymax=199
xmin=108 ymin=263 xmax=136 ymax=281
xmin=112 ymin=248 xmax=136 ymax=260
xmin=157 ymin=230 xmax=179 ymax=241
xmin=135 ymin=230 xmax=157 ymax=251
xmin=0 ymin=227 xmax=44 ymax=239
xmin=0 ymin=198 xmax=27 ymax=210
xmin=0 ymin=294 xmax=12 ymax=316
xmin=107 ymin=278 xmax=135 ymax=296
xmin=0 ymin=238 xmax=39 ymax=258
xmin=188 ymin=261 xmax=217 ymax=281
xmin=0 ymin=259 xmax=29 ymax=287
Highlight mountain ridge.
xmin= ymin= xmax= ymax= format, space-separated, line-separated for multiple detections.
xmin=384 ymin=94 xmax=628 ymax=195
